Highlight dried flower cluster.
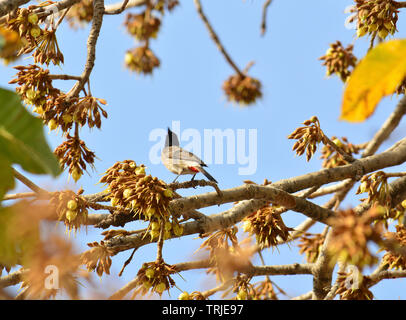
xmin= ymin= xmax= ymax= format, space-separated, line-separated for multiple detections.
xmin=251 ymin=278 xmax=278 ymax=300
xmin=298 ymin=232 xmax=326 ymax=263
xmin=178 ymin=291 xmax=206 ymax=300
xmin=155 ymin=0 xmax=180 ymax=13
xmin=242 ymin=206 xmax=293 ymax=248
xmin=122 ymin=2 xmax=179 ymax=75
xmin=22 ymin=236 xmax=82 ymax=299
xmin=349 ymin=0 xmax=399 ymax=39
xmin=9 ymin=64 xmax=59 ymax=112
xmin=9 ymin=63 xmax=105 ymax=182
xmin=54 ymin=134 xmax=96 ymax=182
xmin=131 ymin=261 xmax=177 ymax=297
xmin=356 ymin=171 xmax=392 ymax=217
xmin=381 ymin=225 xmax=406 ymax=270
xmin=319 ymin=41 xmax=357 ymax=82
xmin=288 ymin=116 xmax=327 ymax=161
xmin=328 ymin=208 xmax=383 ymax=269
xmin=199 ymin=228 xmax=253 ymax=282
xmin=124 ymin=12 xmax=161 ymax=41
xmin=81 ymin=241 xmax=113 ymax=277
xmin=320 ymin=136 xmax=361 ymax=168
xmin=224 ymin=275 xmax=255 ymax=300
xmin=222 ymin=74 xmax=262 ymax=106
xmin=4 ymin=7 xmax=42 ymax=55
xmin=4 ymin=6 xmax=64 ymax=65
xmin=336 ymin=269 xmax=373 ymax=300
xmin=48 ymin=189 xmax=88 ymax=232
xmin=66 ymin=0 xmax=94 ymax=28
xmin=124 ymin=46 xmax=160 ymax=75
xmin=99 ymin=160 xmax=183 ymax=239
xmin=0 ymin=26 xmax=22 ymax=63
xmin=32 ymin=29 xmax=64 ymax=66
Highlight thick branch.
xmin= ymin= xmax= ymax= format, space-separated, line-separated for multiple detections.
xmin=245 ymin=263 xmax=314 ymax=277
xmin=0 ymin=268 xmax=27 ymax=289
xmin=0 ymin=0 xmax=29 ymax=17
xmin=312 ymin=229 xmax=334 ymax=299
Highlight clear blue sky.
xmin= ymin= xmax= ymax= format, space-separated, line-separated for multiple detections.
xmin=2 ymin=0 xmax=406 ymax=299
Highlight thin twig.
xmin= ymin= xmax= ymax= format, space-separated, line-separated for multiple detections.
xmin=104 ymin=0 xmax=129 ymax=15
xmin=260 ymin=0 xmax=273 ymax=36
xmin=49 ymin=74 xmax=82 ymax=81
xmin=193 ymin=0 xmax=244 ymax=77
xmin=3 ymin=192 xmax=37 ymax=200
xmin=104 ymin=0 xmax=146 ymax=14
xmin=12 ymin=169 xmax=48 ymax=195
xmin=363 ymin=94 xmax=406 ymax=157
xmin=67 ymin=0 xmax=105 ymax=99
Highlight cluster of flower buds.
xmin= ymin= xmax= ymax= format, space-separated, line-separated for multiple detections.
xmin=199 ymin=227 xmax=252 ymax=282
xmin=288 ymin=116 xmax=327 ymax=161
xmin=4 ymin=6 xmax=64 ymax=66
xmin=9 ymin=64 xmax=60 ymax=113
xmin=328 ymin=208 xmax=383 ymax=269
xmin=319 ymin=41 xmax=357 ymax=82
xmin=99 ymin=160 xmax=183 ymax=239
xmin=123 ymin=1 xmax=178 ymax=76
xmin=0 ymin=27 xmax=22 ymax=63
xmin=222 ymin=74 xmax=262 ymax=106
xmin=178 ymin=291 xmax=206 ymax=300
xmin=48 ymin=189 xmax=88 ymax=232
xmin=54 ymin=134 xmax=96 ymax=182
xmin=229 ymin=275 xmax=255 ymax=300
xmin=251 ymin=279 xmax=278 ymax=300
xmin=242 ymin=206 xmax=292 ymax=248
xmin=154 ymin=0 xmax=180 ymax=13
xmin=350 ymin=0 xmax=399 ymax=39
xmin=124 ymin=46 xmax=160 ymax=75
xmin=4 ymin=7 xmax=42 ymax=56
xmin=356 ymin=171 xmax=392 ymax=214
xmin=21 ymin=236 xmax=81 ymax=299
xmin=132 ymin=261 xmax=176 ymax=297
xmin=66 ymin=0 xmax=94 ymax=29
xmin=320 ymin=136 xmax=361 ymax=168
xmin=32 ymin=29 xmax=64 ymax=66
xmin=81 ymin=241 xmax=113 ymax=277
xmin=124 ymin=12 xmax=161 ymax=41
xmin=336 ymin=269 xmax=373 ymax=300
xmin=381 ymin=224 xmax=406 ymax=270
xmin=298 ymin=232 xmax=326 ymax=263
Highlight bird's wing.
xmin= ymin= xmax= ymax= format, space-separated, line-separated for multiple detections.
xmin=167 ymin=146 xmax=207 ymax=166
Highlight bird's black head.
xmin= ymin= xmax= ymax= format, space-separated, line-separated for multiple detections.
xmin=165 ymin=127 xmax=179 ymax=147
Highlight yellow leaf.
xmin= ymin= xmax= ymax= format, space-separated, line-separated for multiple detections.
xmin=341 ymin=39 xmax=406 ymax=122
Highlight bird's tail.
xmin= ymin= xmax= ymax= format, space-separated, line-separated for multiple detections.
xmin=197 ymin=167 xmax=218 ymax=184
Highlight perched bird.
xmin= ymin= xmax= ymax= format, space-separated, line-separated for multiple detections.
xmin=161 ymin=128 xmax=217 ymax=183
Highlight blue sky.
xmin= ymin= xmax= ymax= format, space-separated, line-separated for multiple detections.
xmin=2 ymin=0 xmax=406 ymax=299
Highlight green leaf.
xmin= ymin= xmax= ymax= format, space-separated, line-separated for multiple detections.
xmin=0 ymin=154 xmax=14 ymax=200
xmin=0 ymin=87 xmax=61 ymax=177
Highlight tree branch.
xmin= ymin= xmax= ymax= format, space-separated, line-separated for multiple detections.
xmin=67 ymin=0 xmax=104 ymax=99
xmin=193 ymin=0 xmax=244 ymax=77
xmin=0 ymin=0 xmax=29 ymax=17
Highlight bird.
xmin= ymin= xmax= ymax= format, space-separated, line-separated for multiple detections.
xmin=161 ymin=128 xmax=218 ymax=183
